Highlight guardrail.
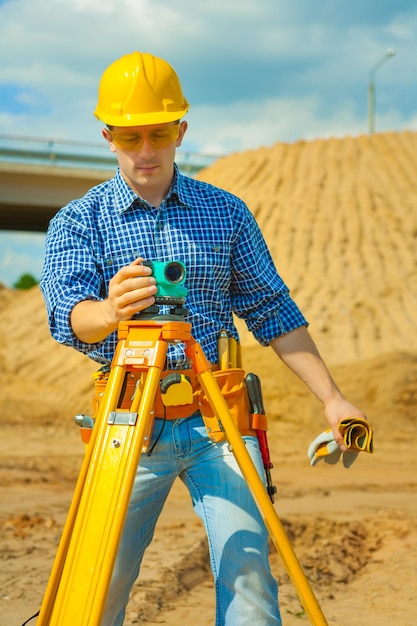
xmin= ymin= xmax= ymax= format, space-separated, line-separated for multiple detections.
xmin=0 ymin=134 xmax=219 ymax=176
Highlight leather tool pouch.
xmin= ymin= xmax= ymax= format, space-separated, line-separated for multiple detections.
xmin=198 ymin=368 xmax=257 ymax=443
xmin=89 ymin=368 xmax=199 ymax=451
xmin=92 ymin=368 xmax=201 ymax=419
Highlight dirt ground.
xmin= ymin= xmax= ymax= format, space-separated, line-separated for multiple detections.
xmin=1 ymin=130 xmax=417 ymax=625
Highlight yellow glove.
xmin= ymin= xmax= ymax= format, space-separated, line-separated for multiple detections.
xmin=308 ymin=417 xmax=373 ymax=468
xmin=338 ymin=417 xmax=373 ymax=453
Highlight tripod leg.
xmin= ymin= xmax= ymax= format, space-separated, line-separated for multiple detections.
xmin=196 ymin=365 xmax=329 ymax=626
xmin=36 ymin=363 xmax=127 ymax=625
xmin=37 ymin=349 xmax=166 ymax=625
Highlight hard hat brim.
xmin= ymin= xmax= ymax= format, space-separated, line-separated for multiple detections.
xmin=94 ymin=106 xmax=189 ymax=128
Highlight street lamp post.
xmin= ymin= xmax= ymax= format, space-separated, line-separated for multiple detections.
xmin=368 ymin=48 xmax=395 ymax=134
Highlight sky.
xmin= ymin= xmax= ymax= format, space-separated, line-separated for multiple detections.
xmin=0 ymin=0 xmax=416 ymax=286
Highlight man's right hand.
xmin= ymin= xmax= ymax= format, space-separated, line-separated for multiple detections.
xmin=70 ymin=258 xmax=157 ymax=344
xmin=107 ymin=257 xmax=157 ymax=323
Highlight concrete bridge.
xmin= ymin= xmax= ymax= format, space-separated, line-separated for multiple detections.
xmin=0 ymin=135 xmax=218 ymax=232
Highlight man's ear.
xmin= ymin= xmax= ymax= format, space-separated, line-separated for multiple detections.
xmin=176 ymin=121 xmax=188 ymax=147
xmin=102 ymin=128 xmax=117 ymax=153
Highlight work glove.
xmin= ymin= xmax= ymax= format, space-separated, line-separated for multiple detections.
xmin=308 ymin=417 xmax=373 ymax=468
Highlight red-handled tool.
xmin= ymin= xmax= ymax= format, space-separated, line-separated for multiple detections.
xmin=246 ymin=372 xmax=277 ymax=502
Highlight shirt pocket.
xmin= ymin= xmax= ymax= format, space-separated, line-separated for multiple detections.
xmin=96 ymin=248 xmax=145 ymax=284
xmin=184 ymin=241 xmax=231 ymax=290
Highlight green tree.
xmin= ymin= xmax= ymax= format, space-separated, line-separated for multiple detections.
xmin=13 ymin=273 xmax=39 ymax=290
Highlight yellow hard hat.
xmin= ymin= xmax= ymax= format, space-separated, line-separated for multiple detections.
xmin=94 ymin=51 xmax=190 ymax=127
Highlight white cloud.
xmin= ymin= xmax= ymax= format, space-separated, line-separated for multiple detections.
xmin=0 ymin=0 xmax=416 ymax=151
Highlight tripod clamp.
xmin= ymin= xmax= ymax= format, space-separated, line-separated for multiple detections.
xmin=132 ymin=298 xmax=189 ymax=321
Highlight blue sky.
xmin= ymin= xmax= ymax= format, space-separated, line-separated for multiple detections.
xmin=0 ymin=0 xmax=416 ymax=286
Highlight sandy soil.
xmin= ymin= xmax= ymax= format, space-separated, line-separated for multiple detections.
xmin=1 ymin=130 xmax=417 ymax=625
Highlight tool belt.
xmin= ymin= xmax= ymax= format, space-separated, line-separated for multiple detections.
xmin=92 ymin=366 xmax=266 ymax=443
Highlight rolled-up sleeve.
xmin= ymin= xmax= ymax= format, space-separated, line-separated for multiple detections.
xmin=248 ymin=291 xmax=308 ymax=345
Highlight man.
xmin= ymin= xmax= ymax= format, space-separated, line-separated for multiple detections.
xmin=40 ymin=51 xmax=366 ymax=626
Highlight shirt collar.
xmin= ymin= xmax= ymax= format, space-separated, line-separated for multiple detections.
xmin=113 ymin=164 xmax=193 ymax=213
xmin=167 ymin=165 xmax=193 ymax=209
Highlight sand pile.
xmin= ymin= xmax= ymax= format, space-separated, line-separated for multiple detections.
xmin=197 ymin=130 xmax=417 ymax=364
xmin=1 ymin=130 xmax=416 ymax=625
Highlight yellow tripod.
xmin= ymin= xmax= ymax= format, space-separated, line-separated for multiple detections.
xmin=36 ymin=315 xmax=328 ymax=626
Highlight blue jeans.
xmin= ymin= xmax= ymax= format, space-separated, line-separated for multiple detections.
xmin=102 ymin=413 xmax=282 ymax=626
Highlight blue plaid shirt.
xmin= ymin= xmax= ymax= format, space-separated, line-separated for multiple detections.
xmin=40 ymin=165 xmax=307 ymax=368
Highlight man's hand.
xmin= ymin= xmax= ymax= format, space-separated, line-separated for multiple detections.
xmin=70 ymin=258 xmax=157 ymax=344
xmin=106 ymin=258 xmax=157 ymax=324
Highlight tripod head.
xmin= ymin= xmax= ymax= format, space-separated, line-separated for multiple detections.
xmin=132 ymin=300 xmax=189 ymax=321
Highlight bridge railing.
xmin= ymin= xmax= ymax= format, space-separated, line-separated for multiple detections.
xmin=0 ymin=134 xmax=219 ymax=176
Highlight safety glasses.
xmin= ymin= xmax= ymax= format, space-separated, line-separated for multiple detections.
xmin=108 ymin=124 xmax=180 ymax=151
